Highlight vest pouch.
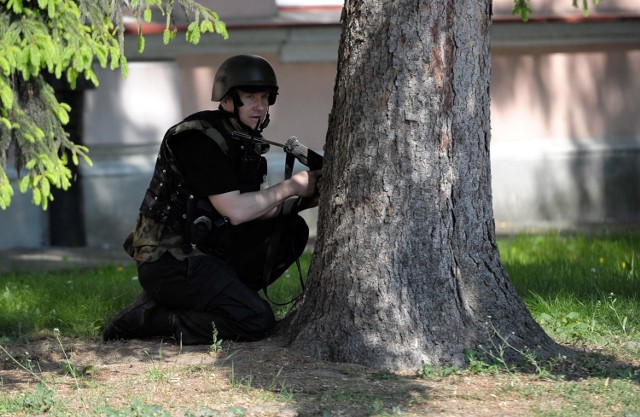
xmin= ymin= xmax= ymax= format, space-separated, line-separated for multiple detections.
xmin=205 ymin=216 xmax=231 ymax=259
xmin=238 ymin=152 xmax=267 ymax=192
xmin=185 ymin=196 xmax=230 ymax=259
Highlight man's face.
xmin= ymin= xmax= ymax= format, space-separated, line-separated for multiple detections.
xmin=221 ymin=90 xmax=271 ymax=129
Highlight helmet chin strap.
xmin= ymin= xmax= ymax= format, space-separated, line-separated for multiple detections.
xmin=225 ymin=92 xmax=270 ymax=134
xmin=259 ymin=113 xmax=270 ymax=131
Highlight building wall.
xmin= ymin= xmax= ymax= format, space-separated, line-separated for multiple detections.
xmin=1 ymin=8 xmax=639 ymax=248
xmin=490 ymin=44 xmax=640 ymax=232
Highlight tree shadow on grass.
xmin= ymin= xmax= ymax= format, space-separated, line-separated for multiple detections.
xmin=560 ymin=346 xmax=640 ymax=383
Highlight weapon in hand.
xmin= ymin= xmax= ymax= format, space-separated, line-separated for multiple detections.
xmin=230 ymin=131 xmax=323 ymax=214
xmin=283 ymin=136 xmax=323 ymax=171
xmin=229 ymin=131 xmax=323 ymax=171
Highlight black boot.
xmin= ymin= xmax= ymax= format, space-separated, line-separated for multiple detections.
xmin=103 ymin=291 xmax=175 ymax=341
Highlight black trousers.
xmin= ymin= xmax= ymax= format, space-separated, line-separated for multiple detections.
xmin=138 ymin=214 xmax=309 ymax=344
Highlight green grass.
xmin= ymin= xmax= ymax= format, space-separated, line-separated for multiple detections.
xmin=0 ymin=232 xmax=639 ymax=417
xmin=0 ymin=232 xmax=638 ymax=345
xmin=0 ymin=264 xmax=140 ymax=341
xmin=0 ymin=254 xmax=314 ymax=342
xmin=499 ymin=232 xmax=639 ymax=347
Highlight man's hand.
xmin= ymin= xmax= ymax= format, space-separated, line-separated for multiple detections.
xmin=281 ymin=169 xmax=321 ymax=215
xmin=291 ymin=169 xmax=322 ymax=198
xmin=209 ymin=169 xmax=322 ymax=225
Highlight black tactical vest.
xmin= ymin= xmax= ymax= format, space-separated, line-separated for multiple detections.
xmin=137 ymin=111 xmax=267 ymax=255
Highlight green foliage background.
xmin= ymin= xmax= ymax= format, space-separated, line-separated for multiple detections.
xmin=0 ymin=0 xmax=226 ymax=210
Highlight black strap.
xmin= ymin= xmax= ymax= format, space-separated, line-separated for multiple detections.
xmin=259 ymin=150 xmax=306 ymax=305
xmin=284 ymin=153 xmax=295 ymax=180
xmin=173 ymin=119 xmax=229 ymax=156
xmin=260 ymin=214 xmax=306 ymax=307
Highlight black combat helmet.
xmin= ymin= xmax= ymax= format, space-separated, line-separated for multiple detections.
xmin=211 ymin=55 xmax=279 ymax=105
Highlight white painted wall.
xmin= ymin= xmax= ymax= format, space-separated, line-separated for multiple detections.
xmin=1 ymin=6 xmax=639 ymax=248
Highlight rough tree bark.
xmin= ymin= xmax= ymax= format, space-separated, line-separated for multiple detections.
xmin=283 ymin=0 xmax=562 ymax=370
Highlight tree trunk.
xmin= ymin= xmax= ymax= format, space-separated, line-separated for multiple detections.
xmin=284 ymin=0 xmax=560 ymax=370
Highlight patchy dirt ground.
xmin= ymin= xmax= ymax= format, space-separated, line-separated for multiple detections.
xmin=3 ymin=249 xmax=638 ymax=416
xmin=3 ymin=334 xmax=639 ymax=417
xmin=1 ymin=335 xmax=535 ymax=416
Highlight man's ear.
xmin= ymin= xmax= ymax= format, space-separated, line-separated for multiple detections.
xmin=219 ymin=96 xmax=233 ymax=112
